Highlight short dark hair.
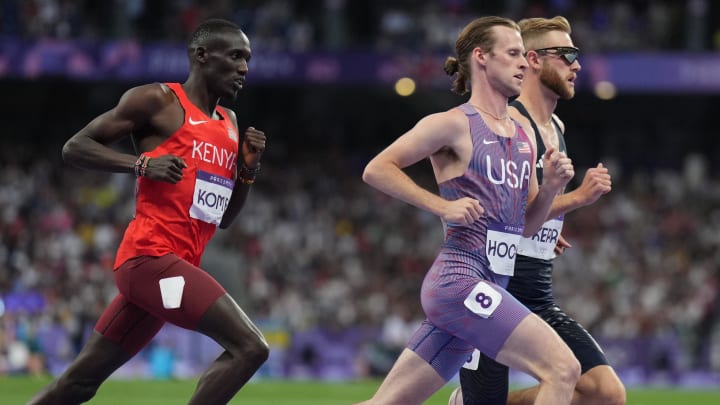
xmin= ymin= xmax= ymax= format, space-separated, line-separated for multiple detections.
xmin=188 ymin=18 xmax=242 ymax=51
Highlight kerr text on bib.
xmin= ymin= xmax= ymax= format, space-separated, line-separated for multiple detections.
xmin=517 ymin=215 xmax=564 ymax=260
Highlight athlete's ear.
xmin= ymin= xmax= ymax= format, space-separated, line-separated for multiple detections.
xmin=524 ymin=50 xmax=541 ymax=67
xmin=473 ymin=47 xmax=487 ymax=66
xmin=193 ymin=46 xmax=209 ymax=64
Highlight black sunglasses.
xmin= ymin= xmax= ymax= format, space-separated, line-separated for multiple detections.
xmin=532 ymin=46 xmax=580 ymax=65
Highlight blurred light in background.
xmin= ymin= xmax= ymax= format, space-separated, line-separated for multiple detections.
xmin=594 ymin=80 xmax=617 ymax=100
xmin=394 ymin=77 xmax=416 ymax=96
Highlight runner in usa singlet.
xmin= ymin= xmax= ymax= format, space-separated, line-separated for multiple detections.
xmin=407 ymin=102 xmax=536 ymax=380
xmin=436 ymin=102 xmax=534 ymax=286
xmin=114 ymin=82 xmax=240 ymax=268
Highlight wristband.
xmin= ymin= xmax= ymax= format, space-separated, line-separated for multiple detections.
xmin=134 ymin=154 xmax=151 ymax=177
xmin=238 ymin=163 xmax=260 ymax=184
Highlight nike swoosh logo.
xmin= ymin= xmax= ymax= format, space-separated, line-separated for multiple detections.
xmin=189 ymin=117 xmax=208 ymax=125
xmin=483 ymin=139 xmax=498 ymax=145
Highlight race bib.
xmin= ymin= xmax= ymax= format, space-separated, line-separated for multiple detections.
xmin=517 ymin=216 xmax=564 ymax=260
xmin=189 ymin=170 xmax=234 ymax=226
xmin=486 ymin=221 xmax=522 ymax=276
xmin=463 ymin=280 xmax=502 ymax=318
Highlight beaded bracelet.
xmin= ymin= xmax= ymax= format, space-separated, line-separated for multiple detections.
xmin=134 ymin=154 xmax=151 ymax=177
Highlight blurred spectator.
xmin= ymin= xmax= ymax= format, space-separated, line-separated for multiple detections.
xmin=0 ymin=0 xmax=715 ymax=51
xmin=1 ymin=139 xmax=719 ymax=382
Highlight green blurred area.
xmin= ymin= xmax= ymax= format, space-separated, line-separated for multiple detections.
xmin=3 ymin=378 xmax=720 ymax=405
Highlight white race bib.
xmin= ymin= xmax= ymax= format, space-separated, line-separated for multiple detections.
xmin=463 ymin=281 xmax=503 ymax=318
xmin=189 ymin=170 xmax=234 ymax=226
xmin=485 ymin=221 xmax=522 ymax=276
xmin=517 ymin=216 xmax=564 ymax=260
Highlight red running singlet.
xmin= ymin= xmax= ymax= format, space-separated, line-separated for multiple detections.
xmin=114 ymin=82 xmax=240 ymax=268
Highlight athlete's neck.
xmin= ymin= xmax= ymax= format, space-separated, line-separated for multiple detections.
xmin=516 ymin=83 xmax=558 ymax=127
xmin=468 ymin=93 xmax=509 ymax=122
xmin=182 ymin=77 xmax=220 ymax=118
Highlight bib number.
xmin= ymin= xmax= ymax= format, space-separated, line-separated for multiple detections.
xmin=464 ymin=280 xmax=503 ymax=318
xmin=486 ymin=221 xmax=522 ymax=276
xmin=189 ymin=170 xmax=234 ymax=226
xmin=518 ymin=216 xmax=564 ymax=260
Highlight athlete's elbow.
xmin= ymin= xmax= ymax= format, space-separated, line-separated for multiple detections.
xmin=61 ymin=137 xmax=81 ymax=165
xmin=218 ymin=216 xmax=234 ymax=229
xmin=218 ymin=214 xmax=233 ymax=229
xmin=361 ymin=164 xmax=374 ymax=185
xmin=362 ymin=160 xmax=385 ymax=187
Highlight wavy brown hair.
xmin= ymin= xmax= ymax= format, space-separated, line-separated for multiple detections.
xmin=444 ymin=16 xmax=520 ymax=95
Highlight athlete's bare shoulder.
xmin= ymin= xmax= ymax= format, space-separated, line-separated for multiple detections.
xmin=415 ymin=106 xmax=468 ymax=143
xmin=417 ymin=106 xmax=470 ymax=160
xmin=443 ymin=105 xmax=471 ymax=128
xmin=113 ymin=83 xmax=183 ymax=143
xmin=117 ymin=83 xmax=177 ymax=115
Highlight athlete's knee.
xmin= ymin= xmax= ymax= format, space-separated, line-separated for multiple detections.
xmin=230 ymin=332 xmax=269 ymax=367
xmin=593 ymin=379 xmax=626 ymax=405
xmin=575 ymin=366 xmax=627 ymax=405
xmin=546 ymin=352 xmax=581 ymax=389
xmin=200 ymin=295 xmax=270 ymax=365
xmin=246 ymin=333 xmax=270 ymax=365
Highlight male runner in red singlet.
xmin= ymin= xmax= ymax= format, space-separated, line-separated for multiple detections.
xmin=27 ymin=19 xmax=268 ymax=405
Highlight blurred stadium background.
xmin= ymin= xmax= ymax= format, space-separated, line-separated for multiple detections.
xmin=1 ymin=0 xmax=720 ymax=403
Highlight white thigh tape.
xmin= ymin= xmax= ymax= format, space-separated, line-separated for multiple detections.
xmin=159 ymin=276 xmax=185 ymax=309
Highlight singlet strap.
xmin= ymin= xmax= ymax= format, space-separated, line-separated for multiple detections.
xmin=510 ymin=100 xmax=567 ymax=154
xmin=551 ymin=115 xmax=567 ymax=153
xmin=458 ymin=103 xmax=490 ymax=137
xmin=164 ymin=82 xmax=227 ymax=122
xmin=457 ymin=103 xmax=477 ymax=116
